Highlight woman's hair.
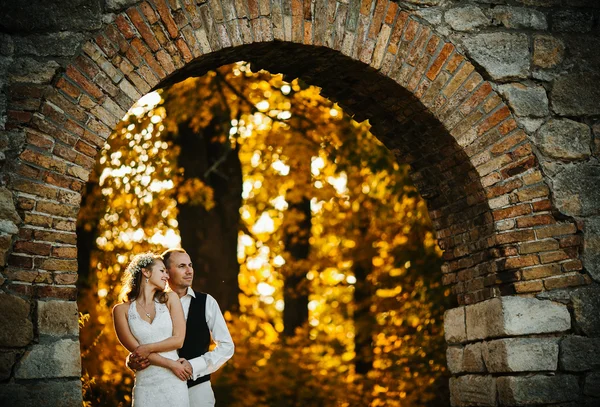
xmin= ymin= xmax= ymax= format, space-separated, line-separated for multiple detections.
xmin=120 ymin=252 xmax=168 ymax=304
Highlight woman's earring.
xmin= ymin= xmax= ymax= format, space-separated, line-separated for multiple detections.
xmin=146 ymin=277 xmax=149 ymax=283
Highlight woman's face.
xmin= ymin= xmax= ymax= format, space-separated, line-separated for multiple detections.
xmin=146 ymin=260 xmax=168 ymax=291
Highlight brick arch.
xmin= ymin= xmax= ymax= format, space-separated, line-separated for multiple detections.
xmin=2 ymin=0 xmax=589 ymax=405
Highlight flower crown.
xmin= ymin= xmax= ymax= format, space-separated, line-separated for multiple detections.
xmin=125 ymin=252 xmax=156 ymax=277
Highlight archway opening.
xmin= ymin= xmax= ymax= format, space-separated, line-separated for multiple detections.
xmin=76 ymin=57 xmax=461 ymax=406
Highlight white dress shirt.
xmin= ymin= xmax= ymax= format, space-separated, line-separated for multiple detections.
xmin=180 ymin=287 xmax=234 ymax=380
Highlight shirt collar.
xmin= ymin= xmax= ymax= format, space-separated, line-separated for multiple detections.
xmin=185 ymin=286 xmax=196 ymax=298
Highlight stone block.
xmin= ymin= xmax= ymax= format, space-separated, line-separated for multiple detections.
xmin=583 ymin=218 xmax=600 ymax=283
xmin=584 ymin=372 xmax=600 ymax=397
xmin=14 ymin=339 xmax=81 ymax=379
xmin=490 ymin=6 xmax=547 ymax=30
xmin=444 ymin=6 xmax=490 ymax=32
xmin=466 ymin=296 xmax=570 ymax=340
xmin=560 ymin=336 xmax=600 ymax=371
xmin=551 ymin=163 xmax=600 ymax=217
xmin=462 ymin=33 xmax=529 ymax=80
xmin=552 ymin=74 xmax=600 ymax=116
xmin=533 ymin=35 xmax=564 ymax=69
xmin=0 ymin=380 xmax=82 ymax=407
xmin=571 ymin=284 xmax=600 ymax=336
xmin=0 ymin=351 xmax=17 ymax=381
xmin=447 ymin=346 xmax=464 ymax=374
xmin=37 ymin=300 xmax=79 ymax=336
xmin=2 ymin=0 xmax=101 ymax=32
xmin=450 ymin=375 xmax=496 ymax=407
xmin=463 ymin=342 xmax=486 ymax=372
xmin=497 ymin=375 xmax=579 ymax=405
xmin=13 ymin=32 xmax=86 ymax=57
xmin=445 ymin=306 xmax=467 ymax=344
xmin=552 ymin=10 xmax=594 ymax=33
xmin=0 ymin=294 xmax=33 ymax=347
xmin=534 ymin=119 xmax=591 ymax=161
xmin=498 ymin=83 xmax=549 ymax=118
xmin=484 ymin=338 xmax=558 ymax=372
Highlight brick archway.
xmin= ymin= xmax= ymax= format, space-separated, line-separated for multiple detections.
xmin=1 ymin=0 xmax=594 ymax=405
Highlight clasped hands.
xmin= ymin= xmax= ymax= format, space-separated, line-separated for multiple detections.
xmin=127 ymin=348 xmax=193 ymax=382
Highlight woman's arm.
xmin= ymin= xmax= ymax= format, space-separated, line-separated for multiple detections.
xmin=133 ymin=292 xmax=186 ymax=358
xmin=113 ymin=303 xmax=140 ymax=353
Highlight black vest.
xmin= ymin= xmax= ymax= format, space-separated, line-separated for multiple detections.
xmin=179 ymin=291 xmax=211 ymax=388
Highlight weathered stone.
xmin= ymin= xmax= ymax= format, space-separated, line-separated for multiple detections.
xmin=450 ymin=375 xmax=496 ymax=407
xmin=533 ymin=35 xmax=564 ymax=69
xmin=0 ymin=0 xmax=102 ymax=32
xmin=552 ymin=10 xmax=594 ymax=32
xmin=0 ymin=380 xmax=82 ymax=407
xmin=534 ymin=119 xmax=592 ymax=160
xmin=0 ymin=294 xmax=33 ymax=347
xmin=490 ymin=6 xmax=547 ymax=30
xmin=552 ymin=162 xmax=600 ymax=217
xmin=560 ymin=335 xmax=600 ymax=371
xmin=14 ymin=339 xmax=81 ymax=379
xmin=445 ymin=6 xmax=490 ymax=32
xmin=552 ymin=74 xmax=600 ymax=116
xmin=584 ymin=372 xmax=600 ymax=397
xmin=13 ymin=32 xmax=86 ymax=57
xmin=462 ymin=33 xmax=529 ymax=80
xmin=106 ymin=0 xmax=140 ymax=11
xmin=0 ymin=187 xmax=21 ymax=225
xmin=444 ymin=306 xmax=467 ymax=344
xmin=571 ymin=284 xmax=600 ymax=335
xmin=466 ymin=297 xmax=570 ymax=341
xmin=37 ymin=300 xmax=79 ymax=337
xmin=582 ymin=218 xmax=600 ymax=283
xmin=498 ymin=83 xmax=549 ymax=117
xmin=9 ymin=57 xmax=61 ymax=84
xmin=447 ymin=346 xmax=464 ymax=374
xmin=563 ymin=36 xmax=600 ymax=74
xmin=484 ymin=338 xmax=558 ymax=372
xmin=518 ymin=117 xmax=544 ymax=133
xmin=497 ymin=375 xmax=579 ymax=405
xmin=0 ymin=351 xmax=17 ymax=381
xmin=463 ymin=342 xmax=486 ymax=372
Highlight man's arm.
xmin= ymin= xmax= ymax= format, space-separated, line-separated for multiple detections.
xmin=185 ymin=294 xmax=235 ymax=380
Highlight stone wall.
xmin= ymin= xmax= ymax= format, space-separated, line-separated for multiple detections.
xmin=0 ymin=0 xmax=598 ymax=405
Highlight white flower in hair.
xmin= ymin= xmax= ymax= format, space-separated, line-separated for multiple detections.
xmin=125 ymin=253 xmax=156 ymax=277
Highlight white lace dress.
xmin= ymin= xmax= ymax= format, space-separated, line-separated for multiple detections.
xmin=127 ymin=300 xmax=190 ymax=407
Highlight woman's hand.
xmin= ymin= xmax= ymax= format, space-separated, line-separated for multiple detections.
xmin=169 ymin=360 xmax=192 ymax=381
xmin=133 ymin=344 xmax=151 ymax=359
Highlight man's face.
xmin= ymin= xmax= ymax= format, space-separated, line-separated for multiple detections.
xmin=166 ymin=251 xmax=194 ymax=289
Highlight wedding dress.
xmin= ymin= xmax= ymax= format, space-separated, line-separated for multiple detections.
xmin=127 ymin=300 xmax=190 ymax=407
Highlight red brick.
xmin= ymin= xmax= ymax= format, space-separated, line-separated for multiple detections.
xmin=175 ymin=38 xmax=193 ymax=62
xmin=154 ymin=0 xmax=179 ymax=38
xmin=493 ymin=204 xmax=532 ymax=221
xmin=445 ymin=53 xmax=464 ymax=73
xmin=533 ymin=199 xmax=553 ymax=212
xmin=54 ymin=272 xmax=79 ymax=285
xmin=368 ymin=0 xmax=387 ymax=39
xmin=36 ymin=201 xmax=78 ymax=218
xmin=15 ymin=163 xmax=42 ymax=179
xmin=8 ymin=254 xmax=33 ymax=269
xmin=504 ymin=254 xmax=539 ymax=270
xmin=105 ymin=23 xmax=130 ymax=54
xmin=522 ymin=264 xmax=561 ymax=280
xmin=19 ymin=148 xmax=67 ymax=173
xmin=559 ymin=235 xmax=582 ymax=248
xmin=477 ymin=105 xmax=510 ymax=136
xmin=12 ymin=178 xmax=58 ymax=200
xmin=140 ymin=1 xmax=159 ymax=23
xmin=56 ymin=77 xmax=81 ymax=100
xmin=5 ymin=268 xmax=52 ymax=284
xmin=544 ymin=273 xmax=586 ymax=290
xmin=497 ymin=229 xmax=535 ymax=245
xmin=36 ymin=285 xmax=78 ymax=300
xmin=501 ymin=156 xmax=537 ymax=179
xmin=536 ymin=223 xmax=577 ymax=239
xmin=486 ymin=179 xmax=522 ymax=199
xmin=115 ymin=15 xmax=137 ymax=39
xmin=35 ymin=258 xmax=78 ymax=272
xmin=24 ymin=212 xmax=53 ymax=228
xmin=498 ymin=119 xmax=518 ymax=136
xmin=16 ymin=197 xmax=35 ymax=211
xmin=539 ymin=250 xmax=571 ymax=264
xmin=516 ymin=214 xmax=555 ymax=228
xmin=52 ymin=246 xmax=78 ymax=259
xmin=127 ymin=7 xmax=161 ymax=52
xmin=75 ymin=140 xmax=98 ymax=158
xmin=426 ymin=43 xmax=454 ymax=81
xmin=385 ymin=1 xmax=397 ymax=24
xmin=514 ymin=280 xmax=543 ymax=293
xmin=43 ymin=171 xmax=84 ymax=192
xmin=519 ymin=239 xmax=559 ymax=254
xmin=33 ymin=230 xmax=77 ymax=245
xmin=65 ymin=66 xmax=104 ymax=100
xmin=95 ymin=34 xmax=118 ymax=58
xmin=14 ymin=241 xmax=51 ymax=256
xmin=25 ymin=129 xmax=54 ymax=151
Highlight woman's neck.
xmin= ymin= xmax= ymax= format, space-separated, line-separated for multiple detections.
xmin=137 ymin=284 xmax=157 ymax=304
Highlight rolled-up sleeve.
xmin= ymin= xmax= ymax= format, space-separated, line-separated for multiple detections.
xmin=189 ymin=294 xmax=234 ymax=379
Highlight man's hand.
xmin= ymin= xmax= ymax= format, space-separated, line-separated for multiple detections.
xmin=177 ymin=358 xmax=193 ymax=380
xmin=126 ymin=352 xmax=150 ymax=372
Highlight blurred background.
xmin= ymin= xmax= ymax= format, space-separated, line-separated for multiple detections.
xmin=76 ymin=62 xmax=454 ymax=407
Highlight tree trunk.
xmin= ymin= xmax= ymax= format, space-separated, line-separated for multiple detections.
xmin=353 ymin=224 xmax=376 ymax=375
xmin=175 ymin=118 xmax=242 ymax=313
xmin=282 ymin=197 xmax=311 ymax=337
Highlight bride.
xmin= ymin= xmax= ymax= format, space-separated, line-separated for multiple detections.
xmin=112 ymin=253 xmax=190 ymax=407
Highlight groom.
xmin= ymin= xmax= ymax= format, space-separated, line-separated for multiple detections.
xmin=128 ymin=248 xmax=235 ymax=406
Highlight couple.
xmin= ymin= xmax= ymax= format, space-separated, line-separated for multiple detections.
xmin=112 ymin=248 xmax=234 ymax=407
